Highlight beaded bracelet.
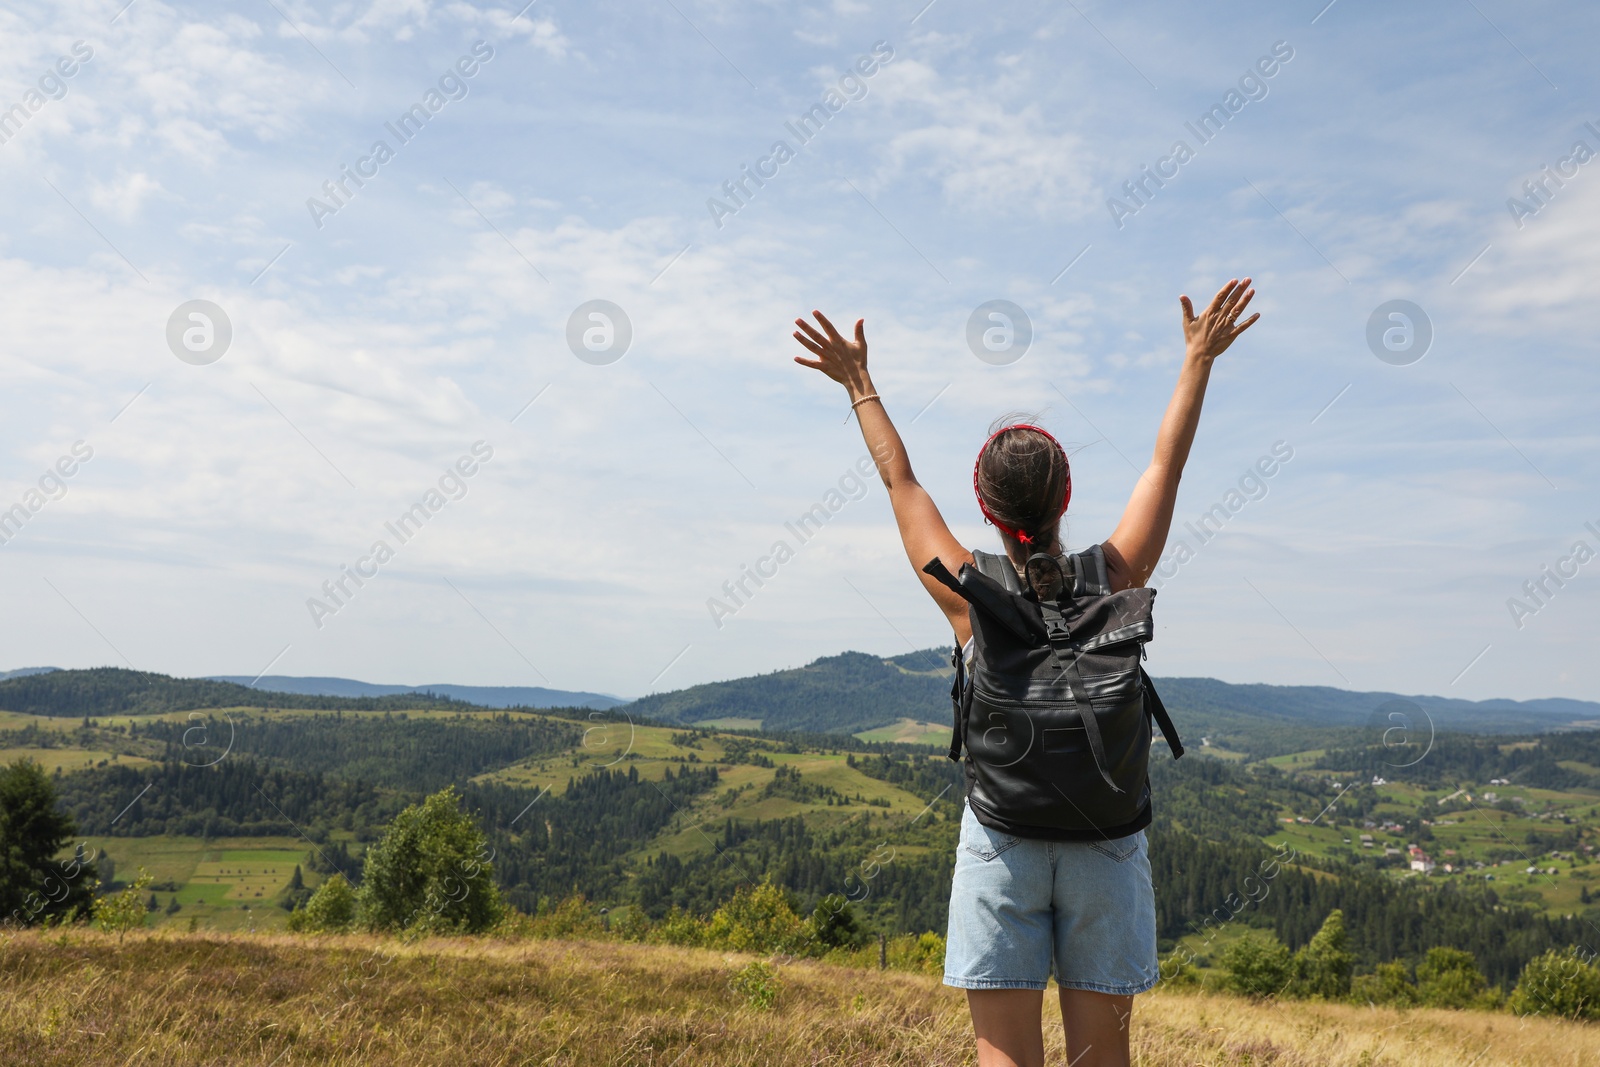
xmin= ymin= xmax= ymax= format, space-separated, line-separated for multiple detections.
xmin=850 ymin=393 xmax=881 ymax=410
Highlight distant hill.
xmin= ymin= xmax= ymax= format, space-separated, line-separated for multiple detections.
xmin=625 ymin=650 xmax=951 ymax=735
xmin=0 ymin=667 xmax=469 ymax=717
xmin=0 ymin=666 xmax=59 ymax=681
xmin=208 ymin=675 xmax=623 ymax=710
xmin=624 ymin=647 xmax=1600 ymax=747
xmin=7 ymin=656 xmax=1594 ymax=743
xmin=1150 ymin=676 xmax=1600 ymax=736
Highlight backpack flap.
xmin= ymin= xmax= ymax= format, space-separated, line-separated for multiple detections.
xmin=921 ymin=555 xmax=1041 ymax=644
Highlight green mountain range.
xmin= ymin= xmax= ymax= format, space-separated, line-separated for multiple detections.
xmin=4 ymin=658 xmax=1599 ymax=991
xmin=8 ymin=657 xmax=1596 ymax=758
xmin=627 ymin=648 xmax=1600 ymax=752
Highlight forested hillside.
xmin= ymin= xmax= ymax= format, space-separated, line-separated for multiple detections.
xmin=210 ymin=675 xmax=624 ymax=710
xmin=129 ymin=711 xmax=584 ymax=791
xmin=7 ymin=661 xmax=1600 ymax=993
xmin=0 ymin=667 xmax=465 ymax=717
xmin=625 ymin=650 xmax=951 ymax=734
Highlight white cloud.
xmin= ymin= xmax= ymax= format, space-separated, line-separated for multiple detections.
xmin=88 ymin=170 xmax=165 ymax=222
xmin=867 ymin=59 xmax=1100 ymax=220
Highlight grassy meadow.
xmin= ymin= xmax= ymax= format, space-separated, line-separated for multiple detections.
xmin=853 ymin=718 xmax=949 ymax=747
xmin=2 ymin=929 xmax=1595 ymax=1066
xmin=86 ymin=836 xmax=329 ymax=932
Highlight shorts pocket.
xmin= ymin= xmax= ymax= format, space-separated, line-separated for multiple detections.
xmin=961 ymin=808 xmax=1020 ymax=862
xmin=1088 ymin=835 xmax=1140 ymax=862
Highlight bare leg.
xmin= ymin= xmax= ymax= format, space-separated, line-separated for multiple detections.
xmin=966 ymin=988 xmax=1046 ymax=1067
xmin=1057 ymin=988 xmax=1133 ymax=1067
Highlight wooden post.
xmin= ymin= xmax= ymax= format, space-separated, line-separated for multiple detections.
xmin=878 ymin=932 xmax=887 ymax=970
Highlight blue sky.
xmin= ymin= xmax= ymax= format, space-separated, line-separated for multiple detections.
xmin=0 ymin=0 xmax=1596 ymax=703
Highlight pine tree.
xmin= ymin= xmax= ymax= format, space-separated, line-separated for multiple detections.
xmin=0 ymin=757 xmax=99 ymax=925
xmin=1290 ymin=909 xmax=1353 ymax=999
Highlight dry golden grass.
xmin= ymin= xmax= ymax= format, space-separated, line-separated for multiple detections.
xmin=1 ymin=929 xmax=1594 ymax=1066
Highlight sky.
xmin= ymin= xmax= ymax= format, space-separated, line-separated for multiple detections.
xmin=0 ymin=0 xmax=1596 ymax=703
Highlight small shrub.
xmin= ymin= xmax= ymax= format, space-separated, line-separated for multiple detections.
xmin=489 ymin=909 xmax=536 ymax=939
xmin=1221 ymin=930 xmax=1292 ymax=998
xmin=1416 ymin=947 xmax=1497 ymax=1010
xmin=729 ymin=960 xmax=779 ymax=1011
xmin=704 ymin=881 xmax=806 ymax=955
xmin=611 ymin=905 xmax=653 ymax=942
xmin=528 ymin=893 xmax=606 ymax=939
xmin=650 ymin=905 xmax=707 ymax=948
xmin=1160 ymin=959 xmax=1204 ymax=988
xmin=886 ymin=932 xmax=945 ymax=976
xmin=1510 ymin=948 xmax=1600 ymax=1020
xmin=92 ymin=868 xmax=154 ymax=941
xmin=288 ymin=874 xmax=357 ymax=934
xmin=807 ymin=893 xmax=861 ymax=950
xmin=1351 ymin=961 xmax=1418 ymax=1007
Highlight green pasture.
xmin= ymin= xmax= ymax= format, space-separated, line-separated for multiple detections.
xmin=79 ymin=836 xmax=320 ymax=932
xmin=473 ymin=720 xmax=731 ymax=794
xmin=1264 ymin=748 xmax=1327 ymax=768
xmin=854 ymin=719 xmax=947 ymax=747
xmin=0 ymin=747 xmax=154 ymax=774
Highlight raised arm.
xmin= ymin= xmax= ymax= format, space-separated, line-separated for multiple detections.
xmin=792 ymin=311 xmax=975 ymax=640
xmin=1104 ymin=278 xmax=1259 ymax=591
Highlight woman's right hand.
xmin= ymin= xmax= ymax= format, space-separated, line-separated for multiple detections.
xmin=793 ymin=311 xmax=872 ymax=395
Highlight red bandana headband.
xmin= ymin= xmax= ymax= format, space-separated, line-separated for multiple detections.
xmin=972 ymin=424 xmax=1072 ymax=546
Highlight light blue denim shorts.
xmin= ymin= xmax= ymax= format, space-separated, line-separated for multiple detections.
xmin=944 ymin=800 xmax=1158 ymax=994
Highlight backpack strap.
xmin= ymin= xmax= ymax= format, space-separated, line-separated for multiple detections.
xmin=1069 ymin=544 xmax=1112 ymax=597
xmin=922 ymin=556 xmax=1037 ymax=643
xmin=946 ymin=643 xmax=967 ymax=761
xmin=975 ymin=546 xmax=1110 ymax=598
xmin=1141 ymin=667 xmax=1184 ymax=759
xmin=1037 ymin=595 xmax=1123 ymax=795
xmin=970 ymin=549 xmax=1022 ymax=594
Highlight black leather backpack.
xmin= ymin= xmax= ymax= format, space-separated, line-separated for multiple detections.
xmin=924 ymin=544 xmax=1183 ymax=841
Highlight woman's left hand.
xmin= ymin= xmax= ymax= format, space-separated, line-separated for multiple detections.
xmin=1180 ymin=277 xmax=1259 ymax=362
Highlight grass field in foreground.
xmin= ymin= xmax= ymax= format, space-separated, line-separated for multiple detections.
xmin=1 ymin=930 xmax=1594 ymax=1066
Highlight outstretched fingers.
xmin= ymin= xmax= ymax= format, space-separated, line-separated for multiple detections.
xmin=1227 ymin=284 xmax=1256 ymax=321
xmin=794 ymin=317 xmax=828 ymax=347
xmin=1229 ymin=312 xmax=1262 ymax=339
xmin=1219 ymin=279 xmax=1253 ymax=321
xmin=812 ymin=310 xmax=847 ymax=345
xmin=1206 ymin=279 xmax=1240 ymax=317
xmin=793 ymin=329 xmax=826 ymax=356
